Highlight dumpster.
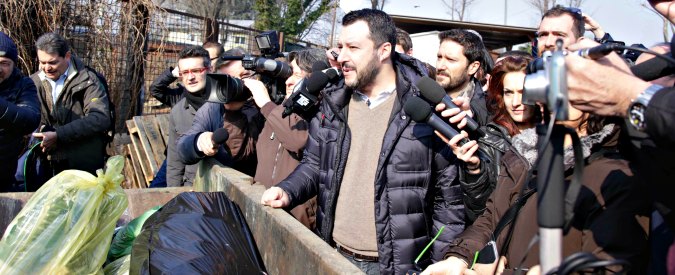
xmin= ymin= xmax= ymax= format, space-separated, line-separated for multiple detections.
xmin=0 ymin=159 xmax=362 ymax=275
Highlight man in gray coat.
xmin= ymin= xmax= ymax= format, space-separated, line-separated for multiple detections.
xmin=165 ymin=46 xmax=209 ymax=187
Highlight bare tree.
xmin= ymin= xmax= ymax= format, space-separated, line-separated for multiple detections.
xmin=524 ymin=0 xmax=585 ymax=17
xmin=370 ymin=0 xmax=386 ymax=10
xmin=441 ymin=0 xmax=476 ymax=21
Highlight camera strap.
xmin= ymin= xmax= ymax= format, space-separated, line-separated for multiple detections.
xmin=492 ymin=128 xmax=586 ymax=253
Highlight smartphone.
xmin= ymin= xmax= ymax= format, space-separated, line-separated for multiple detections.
xmin=475 ymin=240 xmax=498 ymax=265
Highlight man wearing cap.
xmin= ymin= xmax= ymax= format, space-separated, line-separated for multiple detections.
xmin=0 ymin=31 xmax=41 ymax=192
xmin=30 ymin=32 xmax=112 ymax=176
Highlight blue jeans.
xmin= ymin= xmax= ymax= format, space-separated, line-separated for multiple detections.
xmin=340 ymin=251 xmax=379 ymax=275
xmin=149 ymin=160 xmax=167 ymax=188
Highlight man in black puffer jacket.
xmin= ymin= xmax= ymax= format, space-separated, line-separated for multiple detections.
xmin=261 ymin=9 xmax=464 ymax=275
xmin=0 ymin=31 xmax=41 ymax=192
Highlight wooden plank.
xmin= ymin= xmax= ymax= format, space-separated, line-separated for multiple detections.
xmin=125 ymin=144 xmax=145 ymax=188
xmin=127 ymin=118 xmax=153 ymax=185
xmin=141 ymin=115 xmax=166 ymax=166
xmin=155 ymin=114 xmax=170 ymax=146
xmin=133 ymin=116 xmax=159 ymax=182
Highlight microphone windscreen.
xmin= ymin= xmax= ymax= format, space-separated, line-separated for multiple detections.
xmin=404 ymin=96 xmax=432 ymax=122
xmin=212 ymin=128 xmax=230 ymax=145
xmin=305 ymin=71 xmax=331 ymax=94
xmin=416 ymin=76 xmax=447 ymax=104
xmin=311 ymin=60 xmax=330 ymax=72
xmin=324 ymin=68 xmax=340 ymax=81
xmin=631 ymin=56 xmax=675 ymax=81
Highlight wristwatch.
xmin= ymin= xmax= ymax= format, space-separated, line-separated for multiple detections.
xmin=628 ymin=84 xmax=664 ymax=132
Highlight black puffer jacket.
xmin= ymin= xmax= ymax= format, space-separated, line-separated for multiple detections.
xmin=459 ymin=123 xmax=511 ymax=223
xmin=0 ymin=68 xmax=40 ymax=188
xmin=277 ymin=55 xmax=465 ymax=274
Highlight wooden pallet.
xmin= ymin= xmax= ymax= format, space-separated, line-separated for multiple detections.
xmin=125 ymin=114 xmax=170 ymax=188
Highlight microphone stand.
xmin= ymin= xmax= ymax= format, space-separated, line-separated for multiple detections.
xmin=537 ymin=124 xmax=566 ymax=274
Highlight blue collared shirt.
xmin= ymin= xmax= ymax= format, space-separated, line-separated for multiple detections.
xmin=39 ymin=65 xmax=70 ymax=105
xmin=353 ymin=87 xmax=396 ymax=109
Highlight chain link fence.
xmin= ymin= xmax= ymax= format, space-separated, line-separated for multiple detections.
xmin=0 ymin=0 xmax=326 ymax=133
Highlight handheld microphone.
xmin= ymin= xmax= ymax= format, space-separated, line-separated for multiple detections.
xmin=404 ymin=96 xmax=469 ymax=146
xmin=416 ymin=77 xmax=486 ymax=137
xmin=282 ymin=61 xmax=341 ymax=118
xmin=573 ymin=43 xmax=620 ymax=60
xmin=212 ymin=128 xmax=230 ymax=146
xmin=630 ymin=55 xmax=675 ymax=81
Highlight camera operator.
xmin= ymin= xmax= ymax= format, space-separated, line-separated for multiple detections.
xmin=248 ymin=48 xmax=325 ymax=230
xmin=215 ymin=47 xmax=254 ymax=79
xmin=0 ymin=32 xmax=40 ymax=192
xmin=176 ymin=48 xmax=264 ymax=178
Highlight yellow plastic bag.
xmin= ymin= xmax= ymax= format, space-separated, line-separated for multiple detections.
xmin=0 ymin=156 xmax=129 ymax=274
xmin=103 ymin=255 xmax=130 ymax=275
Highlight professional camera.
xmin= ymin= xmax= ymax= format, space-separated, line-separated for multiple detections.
xmin=522 ymin=39 xmax=569 ymax=121
xmin=204 ymin=73 xmax=251 ymax=104
xmin=211 ymin=30 xmax=291 ymax=104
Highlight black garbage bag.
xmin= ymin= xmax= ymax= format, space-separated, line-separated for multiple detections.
xmin=130 ymin=192 xmax=266 ymax=275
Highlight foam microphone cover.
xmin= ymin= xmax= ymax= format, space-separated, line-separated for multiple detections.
xmin=311 ymin=60 xmax=330 ymax=72
xmin=416 ymin=76 xmax=447 ymax=104
xmin=212 ymin=128 xmax=230 ymax=145
xmin=305 ymin=71 xmax=331 ymax=95
xmin=631 ymin=56 xmax=675 ymax=81
xmin=404 ymin=96 xmax=432 ymax=122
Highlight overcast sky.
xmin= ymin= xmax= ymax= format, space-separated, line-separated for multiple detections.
xmin=339 ymin=0 xmax=668 ymax=47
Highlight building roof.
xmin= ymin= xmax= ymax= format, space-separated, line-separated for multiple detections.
xmin=390 ymin=14 xmax=537 ymax=50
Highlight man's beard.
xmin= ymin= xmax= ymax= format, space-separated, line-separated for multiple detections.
xmin=437 ymin=71 xmax=470 ymax=91
xmin=345 ymin=53 xmax=380 ymax=90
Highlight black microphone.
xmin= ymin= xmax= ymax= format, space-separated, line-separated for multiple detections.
xmin=212 ymin=128 xmax=229 ymax=146
xmin=282 ymin=62 xmax=340 ymax=118
xmin=416 ymin=77 xmax=485 ymax=137
xmin=404 ymin=96 xmax=468 ymax=146
xmin=631 ymin=55 xmax=675 ymax=81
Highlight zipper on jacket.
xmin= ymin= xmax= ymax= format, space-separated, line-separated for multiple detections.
xmin=271 ymin=142 xmax=282 ymax=183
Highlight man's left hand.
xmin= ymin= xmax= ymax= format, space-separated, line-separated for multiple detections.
xmin=243 ymin=78 xmax=271 ymax=108
xmin=33 ymin=131 xmax=57 ymax=152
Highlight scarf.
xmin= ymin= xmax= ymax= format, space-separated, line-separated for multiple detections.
xmin=184 ymin=91 xmax=205 ymax=110
xmin=511 ymin=124 xmax=616 ymax=170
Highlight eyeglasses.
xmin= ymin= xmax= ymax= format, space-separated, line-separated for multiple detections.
xmin=179 ymin=67 xmax=208 ymax=77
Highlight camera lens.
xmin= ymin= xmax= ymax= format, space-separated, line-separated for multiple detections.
xmin=523 ymin=71 xmax=549 ymax=106
xmin=204 ymin=73 xmax=251 ymax=103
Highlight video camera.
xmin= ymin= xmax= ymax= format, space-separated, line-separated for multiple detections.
xmin=204 ymin=30 xmax=292 ymax=104
xmin=523 ymin=39 xmax=569 ymax=120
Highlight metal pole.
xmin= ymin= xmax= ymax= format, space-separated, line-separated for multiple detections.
xmin=329 ymin=1 xmax=337 ymax=47
xmin=504 ymin=0 xmax=507 ymax=25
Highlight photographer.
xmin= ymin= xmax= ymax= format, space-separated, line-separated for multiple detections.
xmin=250 ymin=48 xmax=325 ymax=230
xmin=0 ymin=32 xmax=40 ymax=192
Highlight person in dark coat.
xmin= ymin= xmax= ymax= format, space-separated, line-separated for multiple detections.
xmin=261 ymin=9 xmax=464 ymax=275
xmin=30 ymin=32 xmax=111 ymax=176
xmin=0 ymin=31 xmax=41 ymax=192
xmin=435 ymin=29 xmax=491 ymax=128
xmin=164 ymin=46 xmax=208 ymax=187
xmin=250 ymin=48 xmax=326 ymax=230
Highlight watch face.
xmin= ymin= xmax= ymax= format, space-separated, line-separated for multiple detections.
xmin=629 ymin=103 xmax=647 ymax=131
